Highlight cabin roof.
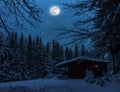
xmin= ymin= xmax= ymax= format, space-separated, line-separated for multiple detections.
xmin=56 ymin=56 xmax=110 ymax=67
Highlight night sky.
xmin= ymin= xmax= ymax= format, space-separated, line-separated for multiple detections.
xmin=0 ymin=0 xmax=93 ymax=45
xmin=0 ymin=0 xmax=93 ymax=46
xmin=21 ymin=0 xmax=77 ymax=44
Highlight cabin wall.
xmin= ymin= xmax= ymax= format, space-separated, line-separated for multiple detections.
xmin=66 ymin=61 xmax=108 ymax=79
xmin=68 ymin=63 xmax=86 ymax=78
xmin=85 ymin=62 xmax=108 ymax=77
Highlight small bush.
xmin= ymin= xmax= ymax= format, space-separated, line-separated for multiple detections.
xmin=85 ymin=70 xmax=95 ymax=83
xmin=96 ymin=77 xmax=106 ymax=86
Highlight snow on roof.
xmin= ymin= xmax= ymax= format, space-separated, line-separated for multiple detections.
xmin=56 ymin=56 xmax=110 ymax=67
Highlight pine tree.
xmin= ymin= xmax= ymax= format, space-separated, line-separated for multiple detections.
xmin=14 ymin=32 xmax=18 ymax=49
xmin=69 ymin=48 xmax=73 ymax=59
xmin=74 ymin=44 xmax=79 ymax=58
xmin=25 ymin=34 xmax=35 ymax=78
xmin=43 ymin=42 xmax=52 ymax=77
xmin=80 ymin=44 xmax=85 ymax=56
xmin=65 ymin=47 xmax=70 ymax=60
xmin=18 ymin=33 xmax=28 ymax=79
xmin=27 ymin=34 xmax=33 ymax=61
xmin=6 ymin=32 xmax=18 ymax=49
xmin=35 ymin=36 xmax=39 ymax=45
xmin=33 ymin=36 xmax=45 ymax=78
xmin=0 ymin=32 xmax=3 ymax=47
xmin=52 ymin=40 xmax=62 ymax=62
xmin=19 ymin=32 xmax=25 ymax=54
xmin=93 ymin=0 xmax=120 ymax=73
xmin=59 ymin=46 xmax=64 ymax=61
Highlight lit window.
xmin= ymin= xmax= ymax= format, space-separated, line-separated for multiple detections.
xmin=95 ymin=64 xmax=98 ymax=68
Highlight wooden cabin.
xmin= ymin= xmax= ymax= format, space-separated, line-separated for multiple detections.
xmin=56 ymin=57 xmax=110 ymax=79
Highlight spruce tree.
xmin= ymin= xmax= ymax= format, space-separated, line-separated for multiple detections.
xmin=43 ymin=42 xmax=52 ymax=77
xmin=93 ymin=0 xmax=120 ymax=73
xmin=0 ymin=32 xmax=3 ymax=47
xmin=19 ymin=33 xmax=25 ymax=53
xmin=27 ymin=34 xmax=33 ymax=61
xmin=74 ymin=44 xmax=79 ymax=58
xmin=80 ymin=44 xmax=85 ymax=56
xmin=65 ymin=47 xmax=70 ymax=60
xmin=69 ymin=48 xmax=73 ymax=59
xmin=33 ymin=36 xmax=44 ymax=78
xmin=52 ymin=40 xmax=62 ymax=62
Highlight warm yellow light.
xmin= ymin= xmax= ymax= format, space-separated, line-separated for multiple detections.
xmin=95 ymin=65 xmax=98 ymax=68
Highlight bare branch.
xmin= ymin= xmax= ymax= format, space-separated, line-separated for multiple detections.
xmin=0 ymin=16 xmax=10 ymax=35
xmin=0 ymin=0 xmax=43 ymax=34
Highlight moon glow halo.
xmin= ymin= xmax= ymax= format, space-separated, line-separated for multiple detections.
xmin=50 ymin=6 xmax=61 ymax=16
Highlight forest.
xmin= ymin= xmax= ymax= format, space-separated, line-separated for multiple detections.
xmin=0 ymin=31 xmax=90 ymax=82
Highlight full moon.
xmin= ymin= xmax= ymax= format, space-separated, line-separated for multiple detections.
xmin=50 ymin=6 xmax=60 ymax=16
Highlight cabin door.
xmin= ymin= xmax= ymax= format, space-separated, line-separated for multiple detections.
xmin=68 ymin=63 xmax=85 ymax=78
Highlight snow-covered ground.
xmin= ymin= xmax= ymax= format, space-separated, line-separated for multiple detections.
xmin=0 ymin=74 xmax=120 ymax=92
